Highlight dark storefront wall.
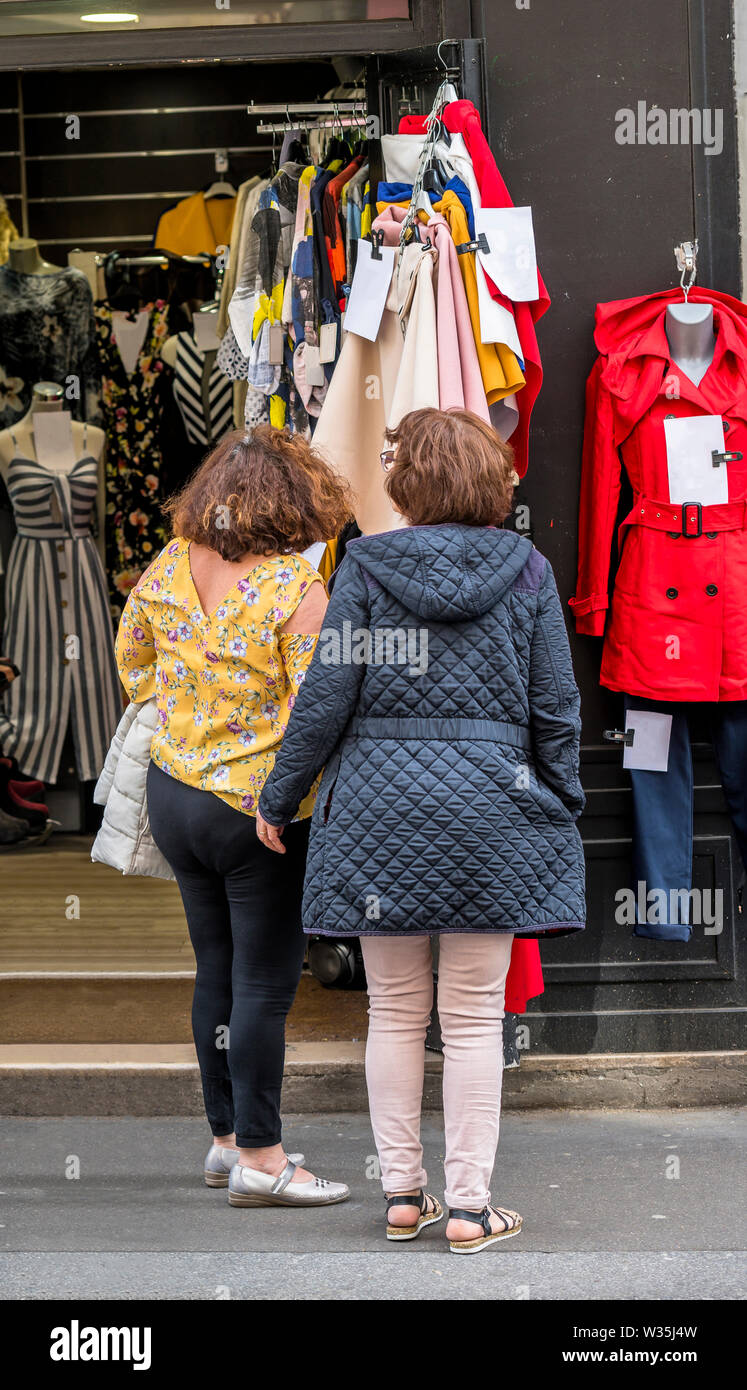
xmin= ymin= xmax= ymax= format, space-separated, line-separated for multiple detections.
xmin=474 ymin=0 xmax=745 ymax=1051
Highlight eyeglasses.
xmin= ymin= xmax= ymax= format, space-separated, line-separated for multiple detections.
xmin=380 ymin=447 xmax=396 ymax=471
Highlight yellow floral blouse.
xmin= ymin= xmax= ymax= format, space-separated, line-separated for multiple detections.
xmin=115 ymin=537 xmax=322 ymax=818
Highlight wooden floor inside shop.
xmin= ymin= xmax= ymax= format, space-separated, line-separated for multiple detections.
xmin=0 ymin=835 xmax=369 ymax=1044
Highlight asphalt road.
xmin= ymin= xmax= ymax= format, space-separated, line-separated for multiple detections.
xmin=1 ymin=1108 xmax=745 ymax=1300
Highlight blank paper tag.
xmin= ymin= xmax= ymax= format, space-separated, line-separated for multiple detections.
xmin=194 ymin=309 xmax=220 ymax=351
xmin=343 ymin=238 xmax=396 ymax=341
xmin=475 ymin=206 xmax=539 ymax=303
xmin=33 ymin=411 xmax=76 ymax=471
xmin=664 ymin=414 xmax=728 ymax=505
xmin=268 ymin=323 xmax=285 ymax=364
xmin=304 ymin=344 xmax=325 ymax=388
xmin=319 ymin=321 xmax=338 ymax=363
xmin=623 ymin=710 xmax=673 ymax=772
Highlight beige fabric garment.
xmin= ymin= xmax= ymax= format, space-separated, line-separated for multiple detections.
xmin=216 ymin=175 xmax=264 ymax=338
xmin=312 ymin=237 xmax=439 ymax=535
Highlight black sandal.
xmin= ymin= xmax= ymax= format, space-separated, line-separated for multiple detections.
xmin=448 ymin=1203 xmax=522 ymax=1255
xmin=386 ymin=1189 xmax=443 ymax=1242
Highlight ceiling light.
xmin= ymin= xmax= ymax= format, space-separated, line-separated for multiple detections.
xmin=80 ymin=12 xmax=140 ymax=22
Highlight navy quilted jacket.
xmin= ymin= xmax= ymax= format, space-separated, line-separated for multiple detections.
xmin=259 ymin=524 xmax=586 ymax=938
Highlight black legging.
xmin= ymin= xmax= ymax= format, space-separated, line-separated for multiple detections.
xmin=147 ymin=761 xmax=309 ymax=1148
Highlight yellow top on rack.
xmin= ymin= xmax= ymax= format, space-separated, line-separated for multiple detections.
xmin=154 ymin=190 xmax=236 ymax=258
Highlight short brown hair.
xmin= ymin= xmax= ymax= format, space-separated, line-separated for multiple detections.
xmin=384 ymin=407 xmax=516 ymax=527
xmin=163 ymin=425 xmax=352 ymax=561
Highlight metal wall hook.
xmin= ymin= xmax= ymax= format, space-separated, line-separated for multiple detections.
xmin=674 ymin=239 xmax=698 ymax=301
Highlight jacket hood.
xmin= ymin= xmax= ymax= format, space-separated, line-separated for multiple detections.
xmin=346 ymin=524 xmax=534 ymax=622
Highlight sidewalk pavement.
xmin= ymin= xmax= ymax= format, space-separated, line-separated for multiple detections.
xmin=1 ymin=1108 xmax=745 ymax=1300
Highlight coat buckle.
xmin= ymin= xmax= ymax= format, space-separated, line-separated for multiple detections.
xmin=681 ymin=502 xmax=703 ymax=538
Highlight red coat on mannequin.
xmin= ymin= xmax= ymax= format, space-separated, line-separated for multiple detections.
xmin=571 ymin=287 xmax=747 ymax=702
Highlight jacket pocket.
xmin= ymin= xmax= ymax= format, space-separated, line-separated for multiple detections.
xmin=313 ymin=748 xmax=342 ymax=828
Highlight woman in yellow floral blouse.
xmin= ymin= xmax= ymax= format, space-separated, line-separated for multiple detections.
xmin=115 ymin=425 xmax=352 ymax=1209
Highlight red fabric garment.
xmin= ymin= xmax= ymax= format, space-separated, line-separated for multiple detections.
xmin=322 ymin=156 xmax=364 ymax=310
xmin=398 ymin=101 xmax=550 ymax=477
xmin=504 ymin=937 xmax=543 ymax=1015
xmin=571 ymin=286 xmax=747 ymax=700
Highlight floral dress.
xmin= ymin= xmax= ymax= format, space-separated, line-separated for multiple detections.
xmin=94 ymin=299 xmax=170 ymax=619
xmin=115 ymin=538 xmax=321 ymax=818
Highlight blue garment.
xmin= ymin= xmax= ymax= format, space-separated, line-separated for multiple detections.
xmin=445 ymin=175 xmax=475 ymax=239
xmin=625 ymin=696 xmax=747 ymax=942
xmin=377 ymin=181 xmax=413 ymax=204
xmin=259 ymin=525 xmax=586 ymax=939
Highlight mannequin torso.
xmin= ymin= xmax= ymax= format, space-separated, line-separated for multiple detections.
xmin=665 ymin=303 xmax=716 ymax=388
xmin=0 ymin=386 xmax=106 ymax=564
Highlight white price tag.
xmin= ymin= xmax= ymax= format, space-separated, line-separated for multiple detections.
xmin=194 ymin=309 xmax=220 ymax=352
xmin=319 ymin=321 xmax=338 ymax=363
xmin=663 ymin=414 xmax=728 ymax=506
xmin=475 ymin=206 xmax=539 ymax=303
xmin=268 ymin=323 xmax=285 ymax=365
xmin=343 ymin=238 xmax=395 ymax=341
xmin=304 ymin=344 xmax=325 ymax=387
xmin=623 ymin=710 xmax=673 ymax=772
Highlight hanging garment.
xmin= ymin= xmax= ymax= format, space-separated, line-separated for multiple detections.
xmin=570 ymin=287 xmax=747 ymax=702
xmin=216 ymin=175 xmax=261 ymax=338
xmin=433 ymin=187 xmax=525 ymax=406
xmin=172 ymin=332 xmax=233 ymax=447
xmin=622 ymin=695 xmax=747 ymax=942
xmin=0 ymin=427 xmax=120 ymax=783
xmin=312 ymin=218 xmax=439 ymax=535
xmin=399 ymin=101 xmax=550 ymax=476
xmin=322 ymin=155 xmax=365 ymax=309
xmin=0 ymin=264 xmax=98 ymax=429
xmin=0 ymin=196 xmax=19 ymax=265
xmin=154 ymin=191 xmax=236 ymax=258
xmin=423 ymin=209 xmax=490 ymax=420
xmin=94 ymin=299 xmax=170 ymax=619
xmin=343 ymin=161 xmax=369 ymax=280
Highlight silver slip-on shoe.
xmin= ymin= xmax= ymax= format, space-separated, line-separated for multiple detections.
xmin=204 ymin=1145 xmax=305 ymax=1188
xmin=228 ymin=1158 xmax=350 ymax=1208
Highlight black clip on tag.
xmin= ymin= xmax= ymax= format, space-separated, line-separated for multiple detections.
xmin=370 ymin=230 xmax=384 ymax=261
xmin=712 ymin=449 xmax=744 ymax=468
xmin=456 ymin=232 xmax=491 ymax=256
xmin=603 ymin=728 xmax=635 ymax=746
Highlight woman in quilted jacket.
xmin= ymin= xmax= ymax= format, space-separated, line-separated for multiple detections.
xmin=257 ymin=406 xmax=586 ymax=1255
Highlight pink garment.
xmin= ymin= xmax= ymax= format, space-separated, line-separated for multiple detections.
xmin=373 ymin=204 xmax=489 ymax=421
xmin=360 ymin=932 xmax=514 ymax=1211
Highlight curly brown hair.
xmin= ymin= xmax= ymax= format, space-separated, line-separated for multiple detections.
xmin=384 ymin=407 xmax=516 ymax=527
xmin=163 ymin=425 xmax=353 ymax=561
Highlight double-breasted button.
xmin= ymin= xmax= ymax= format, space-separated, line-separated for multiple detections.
xmin=59 ymin=571 xmax=67 ymax=579
xmin=706 ymin=584 xmax=718 ymax=595
xmin=61 ymin=599 xmax=68 ymax=608
xmin=724 ymin=420 xmax=731 ymax=433
xmin=666 ymin=587 xmax=678 ymax=599
xmin=56 ymin=543 xmax=64 ymax=553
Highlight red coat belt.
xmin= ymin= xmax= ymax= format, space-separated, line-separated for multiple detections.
xmin=626 ymin=496 xmax=747 ymax=538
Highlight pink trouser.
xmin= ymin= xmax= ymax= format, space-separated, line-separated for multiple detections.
xmin=360 ymin=933 xmax=514 ymax=1212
